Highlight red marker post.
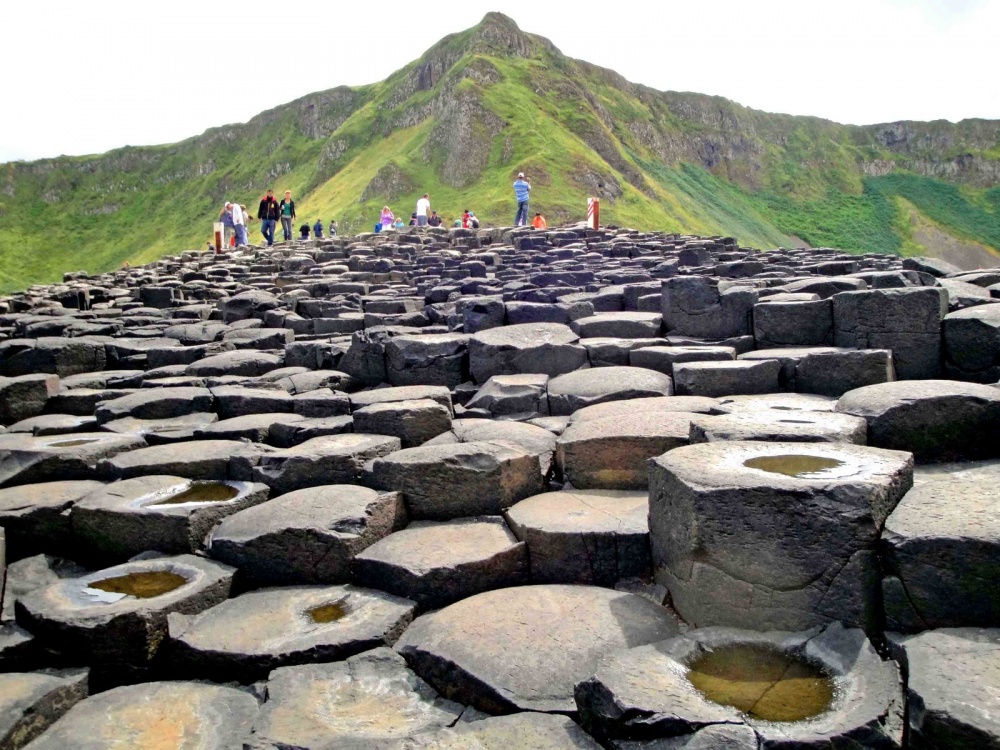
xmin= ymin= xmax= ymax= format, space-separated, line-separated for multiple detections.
xmin=587 ymin=197 xmax=600 ymax=230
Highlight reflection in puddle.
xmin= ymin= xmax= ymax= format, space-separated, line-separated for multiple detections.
xmin=148 ymin=482 xmax=240 ymax=506
xmin=688 ymin=644 xmax=833 ymax=722
xmin=309 ymin=601 xmax=349 ymax=623
xmin=744 ymin=455 xmax=845 ymax=478
xmin=86 ymin=571 xmax=188 ymax=599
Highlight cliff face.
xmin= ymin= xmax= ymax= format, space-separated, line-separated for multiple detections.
xmin=1 ymin=13 xmax=998 ymax=292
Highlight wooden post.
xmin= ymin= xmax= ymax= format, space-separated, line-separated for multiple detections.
xmin=587 ymin=197 xmax=600 ymax=230
xmin=213 ymin=222 xmax=224 ymax=254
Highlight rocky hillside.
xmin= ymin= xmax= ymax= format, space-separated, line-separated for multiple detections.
xmin=1 ymin=12 xmax=999 ymax=292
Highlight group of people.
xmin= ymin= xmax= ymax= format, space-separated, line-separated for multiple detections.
xmin=217 ymin=171 xmax=547 ymax=249
xmin=374 ymin=194 xmax=480 ymax=234
xmin=218 ymin=189 xmax=338 ymax=249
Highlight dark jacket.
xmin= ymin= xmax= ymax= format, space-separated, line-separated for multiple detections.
xmin=279 ymin=199 xmax=296 ymax=220
xmin=258 ymin=197 xmax=281 ymax=221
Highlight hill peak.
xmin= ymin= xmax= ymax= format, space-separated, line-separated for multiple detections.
xmin=466 ymin=11 xmax=541 ymax=58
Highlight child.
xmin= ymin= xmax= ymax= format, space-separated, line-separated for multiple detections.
xmin=313 ymin=219 xmax=324 ymax=239
xmin=462 ymin=209 xmax=471 ymax=229
xmin=469 ymin=211 xmax=480 ymax=229
xmin=299 ymin=223 xmax=311 ymax=240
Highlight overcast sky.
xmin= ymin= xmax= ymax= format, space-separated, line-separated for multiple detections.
xmin=2 ymin=0 xmax=997 ymax=163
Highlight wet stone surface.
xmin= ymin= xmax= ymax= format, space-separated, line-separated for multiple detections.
xmin=3 ymin=221 xmax=1000 ymax=744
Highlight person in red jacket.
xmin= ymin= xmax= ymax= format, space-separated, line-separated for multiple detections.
xmin=532 ymin=212 xmax=547 ymax=229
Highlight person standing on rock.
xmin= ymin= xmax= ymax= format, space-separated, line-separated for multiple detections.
xmin=380 ymin=206 xmax=395 ymax=232
xmin=415 ymin=194 xmax=431 ymax=226
xmin=279 ymin=190 xmax=296 ymax=242
xmin=313 ymin=219 xmax=324 ymax=239
xmin=257 ymin=189 xmax=280 ymax=247
xmin=232 ymin=202 xmax=248 ymax=246
xmin=219 ymin=203 xmax=235 ymax=247
xmin=513 ymin=172 xmax=531 ymax=226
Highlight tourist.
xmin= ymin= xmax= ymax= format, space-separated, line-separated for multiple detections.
xmin=299 ymin=223 xmax=310 ymax=240
xmin=380 ymin=206 xmax=395 ymax=231
xmin=469 ymin=211 xmax=480 ymax=229
xmin=233 ymin=202 xmax=248 ymax=246
xmin=408 ymin=213 xmax=417 ymax=227
xmin=219 ymin=203 xmax=235 ymax=247
xmin=532 ymin=212 xmax=547 ymax=229
xmin=513 ymin=172 xmax=531 ymax=226
xmin=257 ymin=189 xmax=280 ymax=247
xmin=279 ymin=190 xmax=296 ymax=241
xmin=427 ymin=211 xmax=442 ymax=227
xmin=313 ymin=219 xmax=324 ymax=239
xmin=416 ymin=193 xmax=431 ymax=226
xmin=329 ymin=219 xmax=338 ymax=236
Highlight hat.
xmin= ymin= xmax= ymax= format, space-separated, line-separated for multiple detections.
xmin=518 ymin=172 xmax=524 ymax=178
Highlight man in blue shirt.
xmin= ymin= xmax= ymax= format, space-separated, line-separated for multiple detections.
xmin=513 ymin=172 xmax=531 ymax=226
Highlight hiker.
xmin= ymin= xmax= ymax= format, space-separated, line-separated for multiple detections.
xmin=233 ymin=202 xmax=248 ymax=246
xmin=299 ymin=223 xmax=311 ymax=240
xmin=380 ymin=206 xmax=395 ymax=231
xmin=219 ymin=203 xmax=235 ymax=247
xmin=513 ymin=172 xmax=531 ymax=226
xmin=415 ymin=193 xmax=431 ymax=226
xmin=532 ymin=212 xmax=547 ymax=229
xmin=279 ymin=190 xmax=296 ymax=241
xmin=469 ymin=211 xmax=480 ymax=229
xmin=329 ymin=219 xmax=338 ymax=236
xmin=427 ymin=211 xmax=442 ymax=227
xmin=462 ymin=209 xmax=471 ymax=229
xmin=313 ymin=219 xmax=324 ymax=239
xmin=257 ymin=189 xmax=280 ymax=247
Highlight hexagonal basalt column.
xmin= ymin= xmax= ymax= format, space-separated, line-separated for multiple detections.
xmin=649 ymin=441 xmax=913 ymax=631
xmin=167 ymin=584 xmax=415 ymax=683
xmin=576 ymin=623 xmax=904 ymax=748
xmin=22 ymin=681 xmax=258 ymax=750
xmin=15 ymin=554 xmax=234 ymax=670
xmin=71 ymin=476 xmax=269 ymax=564
xmin=251 ymin=648 xmax=463 ymax=749
xmin=395 ymin=584 xmax=681 ymax=715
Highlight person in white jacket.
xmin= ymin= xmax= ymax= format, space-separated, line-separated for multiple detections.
xmin=232 ymin=201 xmax=248 ymax=246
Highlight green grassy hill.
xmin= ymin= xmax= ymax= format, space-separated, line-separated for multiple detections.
xmin=2 ymin=12 xmax=1000 ymax=293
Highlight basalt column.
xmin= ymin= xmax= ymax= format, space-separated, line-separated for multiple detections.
xmin=648 ymin=441 xmax=913 ymax=631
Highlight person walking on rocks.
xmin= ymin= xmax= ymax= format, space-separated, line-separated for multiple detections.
xmin=279 ymin=190 xmax=296 ymax=242
xmin=219 ymin=203 xmax=235 ymax=247
xmin=257 ymin=189 xmax=280 ymax=247
xmin=380 ymin=206 xmax=395 ymax=232
xmin=232 ymin=201 xmax=248 ymax=246
xmin=329 ymin=219 xmax=338 ymax=236
xmin=513 ymin=172 xmax=531 ymax=226
xmin=415 ymin=193 xmax=431 ymax=226
xmin=313 ymin=219 xmax=324 ymax=239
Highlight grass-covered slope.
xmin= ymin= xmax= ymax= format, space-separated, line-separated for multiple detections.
xmin=2 ymin=12 xmax=999 ymax=293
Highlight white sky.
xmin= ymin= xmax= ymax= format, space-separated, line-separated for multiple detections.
xmin=2 ymin=0 xmax=998 ymax=163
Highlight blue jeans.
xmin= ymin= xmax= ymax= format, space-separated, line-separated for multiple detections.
xmin=261 ymin=219 xmax=276 ymax=246
xmin=515 ymin=201 xmax=529 ymax=226
xmin=234 ymin=224 xmax=248 ymax=246
xmin=417 ymin=215 xmax=428 ymax=226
